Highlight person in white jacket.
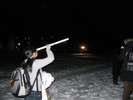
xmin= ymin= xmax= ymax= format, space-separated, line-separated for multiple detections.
xmin=22 ymin=44 xmax=54 ymax=100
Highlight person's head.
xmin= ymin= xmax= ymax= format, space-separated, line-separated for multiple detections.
xmin=22 ymin=45 xmax=37 ymax=72
xmin=124 ymin=38 xmax=133 ymax=45
xmin=24 ymin=45 xmax=38 ymax=59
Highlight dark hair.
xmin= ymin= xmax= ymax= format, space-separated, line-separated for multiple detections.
xmin=22 ymin=45 xmax=37 ymax=72
xmin=24 ymin=45 xmax=36 ymax=59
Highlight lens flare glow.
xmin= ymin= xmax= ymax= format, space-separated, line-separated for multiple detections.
xmin=81 ymin=46 xmax=85 ymax=50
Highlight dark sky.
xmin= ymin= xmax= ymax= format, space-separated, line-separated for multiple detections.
xmin=0 ymin=1 xmax=133 ymax=53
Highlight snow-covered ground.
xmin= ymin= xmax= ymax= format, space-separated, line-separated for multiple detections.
xmin=0 ymin=53 xmax=125 ymax=100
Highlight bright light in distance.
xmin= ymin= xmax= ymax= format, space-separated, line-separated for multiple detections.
xmin=81 ymin=46 xmax=85 ymax=50
xmin=121 ymin=46 xmax=124 ymax=49
xmin=18 ymin=43 xmax=20 ymax=46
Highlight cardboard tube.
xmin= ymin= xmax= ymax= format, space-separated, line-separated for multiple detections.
xmin=36 ymin=38 xmax=69 ymax=51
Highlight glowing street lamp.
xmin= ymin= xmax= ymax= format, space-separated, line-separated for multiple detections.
xmin=80 ymin=45 xmax=87 ymax=52
xmin=81 ymin=46 xmax=85 ymax=50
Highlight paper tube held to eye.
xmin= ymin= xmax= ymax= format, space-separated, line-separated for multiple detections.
xmin=36 ymin=38 xmax=69 ymax=51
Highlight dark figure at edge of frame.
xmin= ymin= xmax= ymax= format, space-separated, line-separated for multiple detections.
xmin=119 ymin=38 xmax=133 ymax=100
xmin=112 ymin=46 xmax=123 ymax=85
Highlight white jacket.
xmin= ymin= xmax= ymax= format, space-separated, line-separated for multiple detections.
xmin=28 ymin=48 xmax=54 ymax=91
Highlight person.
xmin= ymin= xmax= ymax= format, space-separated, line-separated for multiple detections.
xmin=112 ymin=46 xmax=122 ymax=85
xmin=119 ymin=38 xmax=133 ymax=100
xmin=22 ymin=44 xmax=54 ymax=100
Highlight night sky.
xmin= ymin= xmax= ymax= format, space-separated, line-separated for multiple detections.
xmin=0 ymin=1 xmax=133 ymax=54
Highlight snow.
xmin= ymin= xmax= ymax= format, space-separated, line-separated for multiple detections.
xmin=0 ymin=53 xmax=125 ymax=100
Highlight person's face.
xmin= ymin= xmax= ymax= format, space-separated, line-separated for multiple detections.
xmin=32 ymin=51 xmax=38 ymax=58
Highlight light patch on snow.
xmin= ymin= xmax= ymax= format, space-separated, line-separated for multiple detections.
xmin=0 ymin=63 xmax=124 ymax=100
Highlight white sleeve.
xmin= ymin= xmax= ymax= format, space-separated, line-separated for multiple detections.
xmin=33 ymin=49 xmax=54 ymax=70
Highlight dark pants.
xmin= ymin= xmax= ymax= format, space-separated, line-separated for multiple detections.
xmin=112 ymin=60 xmax=122 ymax=83
xmin=25 ymin=91 xmax=42 ymax=100
xmin=123 ymin=81 xmax=133 ymax=100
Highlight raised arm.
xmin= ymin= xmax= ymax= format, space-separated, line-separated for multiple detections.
xmin=33 ymin=44 xmax=55 ymax=70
